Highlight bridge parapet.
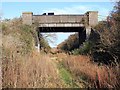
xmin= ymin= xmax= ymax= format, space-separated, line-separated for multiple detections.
xmin=22 ymin=11 xmax=98 ymax=27
xmin=33 ymin=15 xmax=85 ymax=24
xmin=85 ymin=11 xmax=98 ymax=27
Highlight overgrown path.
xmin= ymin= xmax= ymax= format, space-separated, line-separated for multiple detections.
xmin=49 ymin=53 xmax=88 ymax=88
xmin=3 ymin=49 xmax=119 ymax=88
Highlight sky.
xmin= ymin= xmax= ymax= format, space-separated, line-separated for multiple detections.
xmin=2 ymin=2 xmax=115 ymax=47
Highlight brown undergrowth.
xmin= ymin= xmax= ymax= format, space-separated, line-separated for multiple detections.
xmin=2 ymin=50 xmax=65 ymax=88
xmin=61 ymin=55 xmax=120 ymax=88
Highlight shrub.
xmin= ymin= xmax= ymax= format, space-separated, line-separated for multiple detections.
xmin=2 ymin=18 xmax=36 ymax=55
xmin=90 ymin=1 xmax=120 ymax=65
xmin=72 ymin=41 xmax=93 ymax=55
xmin=19 ymin=25 xmax=34 ymax=54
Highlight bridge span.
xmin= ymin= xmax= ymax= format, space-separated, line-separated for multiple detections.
xmin=22 ymin=11 xmax=98 ymax=51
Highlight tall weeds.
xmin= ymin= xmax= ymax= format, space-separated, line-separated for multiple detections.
xmin=61 ymin=55 xmax=120 ymax=88
xmin=2 ymin=51 xmax=63 ymax=88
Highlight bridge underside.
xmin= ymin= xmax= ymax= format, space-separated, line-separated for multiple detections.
xmin=39 ymin=27 xmax=85 ymax=32
xmin=37 ymin=27 xmax=86 ymax=48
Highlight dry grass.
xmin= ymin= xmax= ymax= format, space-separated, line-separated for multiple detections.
xmin=2 ymin=50 xmax=65 ymax=88
xmin=2 ymin=21 xmax=65 ymax=88
xmin=61 ymin=55 xmax=120 ymax=88
xmin=2 ymin=47 xmax=120 ymax=88
xmin=2 ymin=24 xmax=119 ymax=88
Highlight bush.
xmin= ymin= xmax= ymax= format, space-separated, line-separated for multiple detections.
xmin=72 ymin=41 xmax=93 ymax=55
xmin=19 ymin=25 xmax=34 ymax=54
xmin=90 ymin=1 xmax=120 ymax=65
xmin=2 ymin=18 xmax=35 ymax=55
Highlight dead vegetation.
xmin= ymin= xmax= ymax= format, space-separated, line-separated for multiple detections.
xmin=2 ymin=30 xmax=120 ymax=88
xmin=60 ymin=55 xmax=120 ymax=88
xmin=2 ymin=18 xmax=65 ymax=88
xmin=2 ymin=50 xmax=65 ymax=88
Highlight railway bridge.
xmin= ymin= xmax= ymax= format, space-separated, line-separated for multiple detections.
xmin=22 ymin=11 xmax=98 ymax=51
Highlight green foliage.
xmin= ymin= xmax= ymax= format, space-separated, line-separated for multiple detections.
xmin=2 ymin=17 xmax=52 ymax=54
xmin=58 ymin=62 xmax=79 ymax=88
xmin=2 ymin=18 xmax=35 ymax=55
xmin=39 ymin=34 xmax=51 ymax=51
xmin=91 ymin=1 xmax=120 ymax=65
xmin=19 ymin=25 xmax=34 ymax=54
xmin=58 ymin=62 xmax=72 ymax=86
xmin=71 ymin=49 xmax=80 ymax=55
xmin=59 ymin=68 xmax=72 ymax=85
xmin=72 ymin=41 xmax=93 ymax=55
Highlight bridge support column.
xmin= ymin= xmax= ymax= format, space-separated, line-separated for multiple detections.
xmin=85 ymin=26 xmax=91 ymax=40
xmin=78 ymin=28 xmax=86 ymax=47
xmin=36 ymin=28 xmax=40 ymax=52
xmin=37 ymin=43 xmax=40 ymax=52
